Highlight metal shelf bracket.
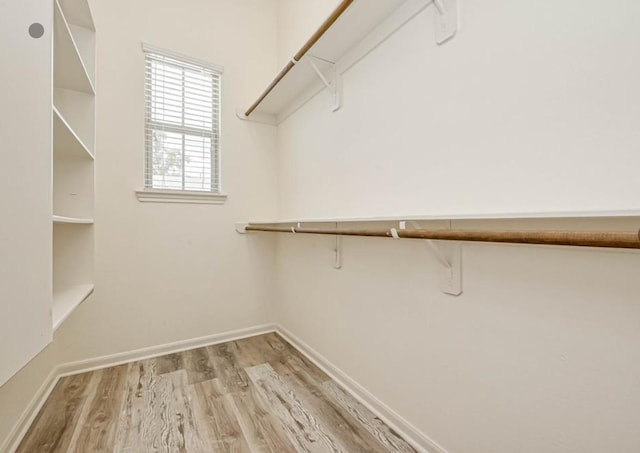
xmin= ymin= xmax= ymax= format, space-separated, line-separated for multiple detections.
xmin=432 ymin=0 xmax=458 ymax=45
xmin=400 ymin=221 xmax=462 ymax=296
xmin=306 ymin=54 xmax=343 ymax=112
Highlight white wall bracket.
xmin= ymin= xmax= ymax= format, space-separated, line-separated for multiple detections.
xmin=235 ymin=222 xmax=249 ymax=234
xmin=306 ymin=54 xmax=343 ymax=112
xmin=334 ymin=235 xmax=342 ymax=270
xmin=432 ymin=0 xmax=458 ymax=45
xmin=426 ymin=240 xmax=462 ymax=295
xmin=400 ymin=220 xmax=462 ymax=295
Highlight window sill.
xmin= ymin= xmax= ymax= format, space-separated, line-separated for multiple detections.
xmin=135 ymin=189 xmax=228 ymax=204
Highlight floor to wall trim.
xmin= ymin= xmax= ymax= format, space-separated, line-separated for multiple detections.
xmin=56 ymin=323 xmax=277 ymax=378
xmin=1 ymin=323 xmax=276 ymax=453
xmin=3 ymin=323 xmax=445 ymax=453
xmin=0 ymin=368 xmax=59 ymax=453
xmin=275 ymin=325 xmax=448 ymax=453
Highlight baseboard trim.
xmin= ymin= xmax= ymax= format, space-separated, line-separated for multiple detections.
xmin=0 ymin=367 xmax=59 ymax=453
xmin=1 ymin=323 xmax=276 ymax=453
xmin=56 ymin=323 xmax=277 ymax=378
xmin=3 ymin=323 xmax=444 ymax=453
xmin=275 ymin=325 xmax=448 ymax=453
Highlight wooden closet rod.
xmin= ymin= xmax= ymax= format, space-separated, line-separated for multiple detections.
xmin=244 ymin=0 xmax=354 ymax=116
xmin=245 ymin=225 xmax=640 ymax=250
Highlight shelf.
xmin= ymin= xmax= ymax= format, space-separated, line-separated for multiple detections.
xmin=244 ymin=0 xmax=410 ymax=118
xmin=53 ymin=0 xmax=95 ymax=95
xmin=52 ymin=284 xmax=94 ymax=331
xmin=58 ymin=0 xmax=95 ymax=31
xmin=53 ymin=106 xmax=94 ymax=160
xmin=53 ymin=215 xmax=94 ymax=224
xmin=243 ymin=209 xmax=640 ymax=225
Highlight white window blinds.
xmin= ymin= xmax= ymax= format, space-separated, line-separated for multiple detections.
xmin=143 ymin=45 xmax=222 ymax=192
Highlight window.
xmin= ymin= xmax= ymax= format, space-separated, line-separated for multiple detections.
xmin=140 ymin=45 xmax=225 ymax=203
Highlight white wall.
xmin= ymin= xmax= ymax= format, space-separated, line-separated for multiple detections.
xmin=0 ymin=0 xmax=53 ymax=387
xmin=277 ymin=0 xmax=640 ymax=219
xmin=274 ymin=1 xmax=640 ymax=452
xmin=54 ymin=0 xmax=279 ymax=362
xmin=3 ymin=1 xmax=640 ymax=451
xmin=276 ymin=0 xmax=340 ymax=68
xmin=0 ymin=0 xmax=279 ymax=445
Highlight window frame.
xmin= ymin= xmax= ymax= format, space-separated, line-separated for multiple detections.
xmin=137 ymin=44 xmax=226 ymax=204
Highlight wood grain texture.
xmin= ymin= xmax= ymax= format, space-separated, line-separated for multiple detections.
xmin=18 ymin=333 xmax=417 ymax=453
xmin=66 ymin=365 xmax=127 ymax=452
xmin=270 ymin=359 xmax=393 ymax=453
xmin=246 ymin=224 xmax=640 ymax=249
xmin=323 ymin=381 xmax=417 ymax=453
xmin=190 ymin=379 xmax=252 ymax=452
xmin=183 ymin=347 xmax=217 ymax=385
xmin=246 ymin=363 xmax=343 ymax=452
xmin=207 ymin=343 xmax=250 ymax=393
xmin=16 ymin=373 xmax=93 ymax=453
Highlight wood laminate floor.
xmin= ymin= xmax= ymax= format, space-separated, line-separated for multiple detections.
xmin=17 ymin=333 xmax=418 ymax=453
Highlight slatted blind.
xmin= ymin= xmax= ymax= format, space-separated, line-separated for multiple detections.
xmin=143 ymin=45 xmax=222 ymax=192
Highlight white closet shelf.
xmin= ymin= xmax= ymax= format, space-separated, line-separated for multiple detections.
xmin=52 ymin=283 xmax=94 ymax=331
xmin=243 ymin=0 xmax=410 ymax=119
xmin=53 ymin=215 xmax=94 ymax=224
xmin=242 ymin=209 xmax=640 ymax=225
xmin=59 ymin=0 xmax=95 ymax=31
xmin=53 ymin=106 xmax=95 ymax=160
xmin=53 ymin=0 xmax=95 ymax=95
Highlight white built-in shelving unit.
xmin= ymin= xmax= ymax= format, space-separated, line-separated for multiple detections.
xmin=52 ymin=0 xmax=96 ymax=330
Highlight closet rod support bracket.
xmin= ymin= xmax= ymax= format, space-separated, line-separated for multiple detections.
xmin=432 ymin=0 xmax=458 ymax=45
xmin=334 ymin=235 xmax=342 ymax=269
xmin=235 ymin=222 xmax=249 ymax=234
xmin=426 ymin=240 xmax=462 ymax=295
xmin=400 ymin=220 xmax=462 ymax=296
xmin=306 ymin=54 xmax=343 ymax=112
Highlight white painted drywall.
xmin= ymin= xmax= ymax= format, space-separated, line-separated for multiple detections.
xmin=276 ymin=0 xmax=341 ymax=69
xmin=0 ymin=0 xmax=53 ymax=386
xmin=0 ymin=0 xmax=279 ymax=445
xmin=274 ymin=1 xmax=640 ymax=452
xmin=0 ymin=345 xmax=57 ymax=450
xmin=277 ymin=0 xmax=640 ymax=219
xmin=52 ymin=0 xmax=279 ymax=363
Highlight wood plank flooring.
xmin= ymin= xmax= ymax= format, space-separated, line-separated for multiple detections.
xmin=17 ymin=333 xmax=417 ymax=453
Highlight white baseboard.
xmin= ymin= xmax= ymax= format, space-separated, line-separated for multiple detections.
xmin=56 ymin=323 xmax=277 ymax=378
xmin=1 ymin=323 xmax=276 ymax=453
xmin=275 ymin=325 xmax=448 ymax=453
xmin=3 ymin=323 xmax=444 ymax=453
xmin=0 ymin=367 xmax=59 ymax=453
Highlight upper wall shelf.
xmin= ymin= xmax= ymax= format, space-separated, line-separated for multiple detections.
xmin=53 ymin=0 xmax=95 ymax=95
xmin=240 ymin=0 xmax=456 ymax=123
xmin=244 ymin=0 xmax=403 ymax=119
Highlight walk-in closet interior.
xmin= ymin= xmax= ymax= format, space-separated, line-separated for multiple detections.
xmin=1 ymin=0 xmax=639 ymax=452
